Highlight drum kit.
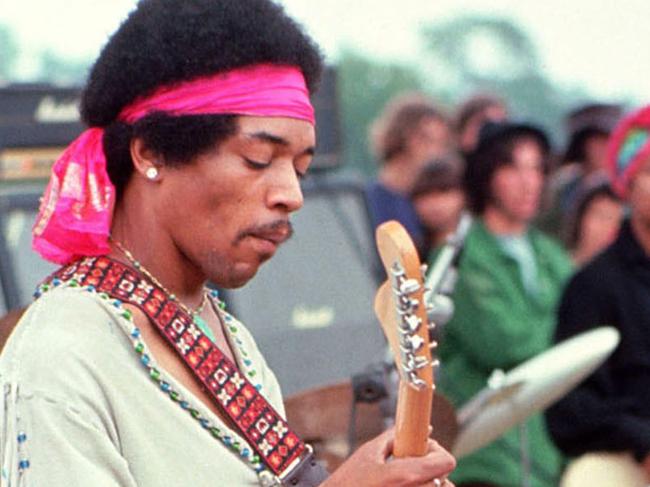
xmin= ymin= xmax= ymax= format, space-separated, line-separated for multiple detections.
xmin=284 ymin=326 xmax=628 ymax=482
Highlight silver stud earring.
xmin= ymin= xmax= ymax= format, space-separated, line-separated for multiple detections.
xmin=145 ymin=167 xmax=159 ymax=180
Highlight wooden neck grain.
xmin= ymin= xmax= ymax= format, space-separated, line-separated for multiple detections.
xmin=393 ymin=380 xmax=433 ymax=457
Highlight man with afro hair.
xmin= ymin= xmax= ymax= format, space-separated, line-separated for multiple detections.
xmin=0 ymin=1 xmax=455 ymax=486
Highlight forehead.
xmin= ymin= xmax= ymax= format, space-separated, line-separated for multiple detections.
xmin=490 ymin=139 xmax=544 ymax=177
xmin=234 ymin=115 xmax=316 ymax=148
xmin=512 ymin=138 xmax=543 ymax=156
xmin=504 ymin=137 xmax=545 ymax=165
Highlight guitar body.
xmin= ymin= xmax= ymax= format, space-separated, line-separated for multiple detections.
xmin=374 ymin=221 xmax=435 ymax=457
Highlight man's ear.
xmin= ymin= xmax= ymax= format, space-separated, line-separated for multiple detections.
xmin=130 ymin=137 xmax=162 ymax=181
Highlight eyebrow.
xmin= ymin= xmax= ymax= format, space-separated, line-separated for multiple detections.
xmin=244 ymin=130 xmax=315 ymax=156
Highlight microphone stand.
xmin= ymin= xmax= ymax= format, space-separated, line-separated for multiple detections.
xmin=424 ymin=212 xmax=472 ymax=330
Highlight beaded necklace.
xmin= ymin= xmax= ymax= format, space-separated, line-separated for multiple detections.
xmin=112 ymin=239 xmax=219 ymax=343
xmin=36 ymin=256 xmax=306 ymax=486
xmin=32 ymin=277 xmax=272 ymax=481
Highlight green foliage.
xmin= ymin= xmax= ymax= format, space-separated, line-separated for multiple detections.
xmin=334 ymin=15 xmax=594 ymax=176
xmin=0 ymin=23 xmax=89 ymax=84
xmin=337 ymin=49 xmax=425 ymax=176
xmin=35 ymin=50 xmax=89 ymax=85
xmin=422 ymin=15 xmax=540 ymax=82
xmin=420 ymin=15 xmax=589 ymax=145
xmin=0 ymin=24 xmax=18 ymax=80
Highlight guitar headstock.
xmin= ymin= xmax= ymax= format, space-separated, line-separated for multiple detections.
xmin=374 ymin=220 xmax=437 ymax=457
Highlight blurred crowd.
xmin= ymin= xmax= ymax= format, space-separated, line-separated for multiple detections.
xmin=364 ymin=93 xmax=650 ymax=486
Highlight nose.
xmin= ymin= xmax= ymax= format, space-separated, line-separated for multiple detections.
xmin=521 ymin=167 xmax=543 ymax=191
xmin=266 ymin=160 xmax=304 ymax=213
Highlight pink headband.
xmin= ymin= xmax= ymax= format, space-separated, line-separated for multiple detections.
xmin=33 ymin=64 xmax=314 ymax=264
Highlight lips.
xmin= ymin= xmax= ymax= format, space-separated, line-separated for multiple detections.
xmin=251 ymin=227 xmax=291 ymax=246
xmin=243 ymin=223 xmax=293 ymax=258
xmin=249 ymin=220 xmax=293 ymax=244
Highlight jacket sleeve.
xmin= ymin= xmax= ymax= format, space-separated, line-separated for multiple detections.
xmin=546 ymin=271 xmax=650 ymax=461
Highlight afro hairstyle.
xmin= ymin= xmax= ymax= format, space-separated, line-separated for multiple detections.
xmin=80 ymin=0 xmax=324 ymax=198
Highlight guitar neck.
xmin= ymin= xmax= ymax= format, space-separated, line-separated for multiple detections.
xmin=393 ymin=380 xmax=433 ymax=457
xmin=374 ymin=220 xmax=437 ymax=459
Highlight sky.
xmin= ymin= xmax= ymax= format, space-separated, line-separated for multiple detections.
xmin=0 ymin=0 xmax=648 ymax=103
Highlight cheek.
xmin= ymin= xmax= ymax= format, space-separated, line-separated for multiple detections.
xmin=448 ymin=192 xmax=465 ymax=212
xmin=581 ymin=206 xmax=622 ymax=242
xmin=630 ymin=175 xmax=650 ymax=205
xmin=489 ymin=176 xmax=505 ymax=197
xmin=175 ymin=183 xmax=244 ymax=247
xmin=580 ymin=213 xmax=602 ymax=240
xmin=416 ymin=194 xmax=464 ymax=226
xmin=490 ymin=175 xmax=515 ymax=203
xmin=531 ymin=172 xmax=544 ymax=191
xmin=435 ymin=194 xmax=465 ymax=217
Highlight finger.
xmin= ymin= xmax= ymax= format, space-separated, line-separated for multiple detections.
xmin=419 ymin=479 xmax=454 ymax=487
xmin=426 ymin=438 xmax=442 ymax=452
xmin=381 ymin=427 xmax=396 ymax=457
xmin=355 ymin=427 xmax=395 ymax=461
xmin=392 ymin=447 xmax=456 ymax=480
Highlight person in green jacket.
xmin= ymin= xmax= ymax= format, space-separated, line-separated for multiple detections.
xmin=438 ymin=121 xmax=573 ymax=487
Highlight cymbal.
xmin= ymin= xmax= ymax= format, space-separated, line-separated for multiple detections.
xmin=453 ymin=326 xmax=620 ymax=458
xmin=561 ymin=452 xmax=648 ymax=487
xmin=284 ymin=380 xmax=458 ymax=471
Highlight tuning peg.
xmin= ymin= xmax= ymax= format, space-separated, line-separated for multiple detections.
xmin=420 ymin=263 xmax=428 ymax=278
xmin=408 ymin=373 xmax=427 ymax=388
xmin=390 ymin=262 xmax=405 ymax=278
xmin=398 ymin=297 xmax=419 ymax=314
xmin=399 ymin=278 xmax=421 ymax=296
xmin=403 ymin=355 xmax=429 ymax=374
xmin=428 ymin=340 xmax=438 ymax=351
xmin=399 ymin=334 xmax=424 ymax=352
xmin=400 ymin=314 xmax=421 ymax=333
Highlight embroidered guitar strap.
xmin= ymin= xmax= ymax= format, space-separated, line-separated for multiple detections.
xmin=49 ymin=256 xmax=306 ymax=478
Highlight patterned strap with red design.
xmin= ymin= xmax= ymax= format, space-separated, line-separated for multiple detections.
xmin=50 ymin=256 xmax=306 ymax=477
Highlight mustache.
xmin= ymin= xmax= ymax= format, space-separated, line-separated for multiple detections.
xmin=235 ymin=219 xmax=294 ymax=243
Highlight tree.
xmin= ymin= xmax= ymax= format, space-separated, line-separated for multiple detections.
xmin=36 ymin=50 xmax=90 ymax=85
xmin=0 ymin=24 xmax=18 ymax=81
xmin=336 ymin=49 xmax=426 ymax=176
xmin=421 ymin=15 xmax=590 ymax=145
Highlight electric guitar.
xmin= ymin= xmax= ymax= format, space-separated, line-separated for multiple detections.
xmin=373 ymin=220 xmax=437 ymax=457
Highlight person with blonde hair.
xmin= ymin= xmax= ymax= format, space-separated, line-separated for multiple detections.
xmin=365 ymin=93 xmax=453 ymax=249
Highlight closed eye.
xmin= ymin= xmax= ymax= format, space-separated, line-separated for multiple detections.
xmin=243 ymin=157 xmax=270 ymax=170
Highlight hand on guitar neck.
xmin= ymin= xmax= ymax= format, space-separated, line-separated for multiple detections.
xmin=321 ymin=428 xmax=455 ymax=487
xmin=318 ymin=221 xmax=456 ymax=486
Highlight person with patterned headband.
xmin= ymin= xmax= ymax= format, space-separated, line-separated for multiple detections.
xmin=547 ymin=104 xmax=650 ymax=483
xmin=0 ymin=1 xmax=456 ymax=486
